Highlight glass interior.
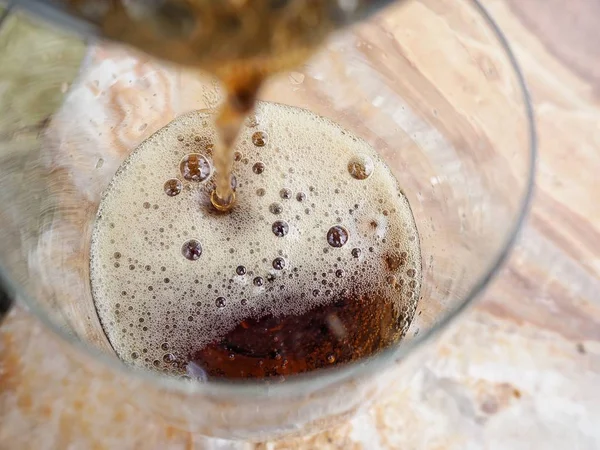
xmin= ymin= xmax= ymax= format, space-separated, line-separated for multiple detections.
xmin=0 ymin=0 xmax=535 ymax=439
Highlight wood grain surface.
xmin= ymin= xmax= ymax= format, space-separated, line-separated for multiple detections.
xmin=1 ymin=0 xmax=600 ymax=448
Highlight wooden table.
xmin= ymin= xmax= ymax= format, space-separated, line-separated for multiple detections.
xmin=1 ymin=0 xmax=600 ymax=448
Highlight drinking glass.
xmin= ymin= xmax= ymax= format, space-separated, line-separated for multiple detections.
xmin=0 ymin=0 xmax=535 ymax=440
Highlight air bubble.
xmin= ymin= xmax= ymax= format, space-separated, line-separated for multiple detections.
xmin=335 ymin=269 xmax=345 ymax=278
xmin=272 ymin=220 xmax=289 ymax=237
xmin=280 ymin=188 xmax=292 ymax=199
xmin=269 ymin=203 xmax=283 ymax=215
xmin=253 ymin=162 xmax=266 ymax=174
xmin=252 ymin=131 xmax=268 ymax=147
xmin=210 ymin=188 xmax=236 ymax=212
xmin=272 ymin=257 xmax=285 ymax=270
xmin=327 ymin=226 xmax=349 ymax=248
xmin=348 ymin=155 xmax=374 ymax=180
xmin=296 ymin=192 xmax=306 ymax=202
xmin=253 ymin=277 xmax=264 ymax=287
xmin=215 ymin=297 xmax=226 ymax=308
xmin=180 ymin=153 xmax=211 ymax=182
xmin=164 ymin=179 xmax=182 ymax=196
xmin=236 ymin=265 xmax=247 ymax=275
xmin=181 ymin=239 xmax=202 ymax=261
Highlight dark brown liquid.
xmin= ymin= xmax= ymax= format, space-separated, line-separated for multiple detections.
xmin=186 ymin=289 xmax=405 ymax=380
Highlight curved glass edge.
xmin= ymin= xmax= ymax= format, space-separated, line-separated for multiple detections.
xmin=0 ymin=9 xmax=88 ymax=316
xmin=0 ymin=0 xmax=537 ymax=399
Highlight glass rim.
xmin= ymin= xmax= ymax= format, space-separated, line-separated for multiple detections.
xmin=0 ymin=0 xmax=537 ymax=398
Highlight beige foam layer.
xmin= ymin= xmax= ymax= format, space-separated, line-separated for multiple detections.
xmin=90 ymin=102 xmax=421 ymax=372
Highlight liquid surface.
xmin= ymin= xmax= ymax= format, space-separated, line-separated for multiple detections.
xmin=90 ymin=102 xmax=421 ymax=380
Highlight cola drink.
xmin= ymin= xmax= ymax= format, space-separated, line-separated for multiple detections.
xmin=90 ymin=102 xmax=421 ymax=380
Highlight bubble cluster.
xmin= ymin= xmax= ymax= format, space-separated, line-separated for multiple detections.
xmin=90 ymin=102 xmax=421 ymax=378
